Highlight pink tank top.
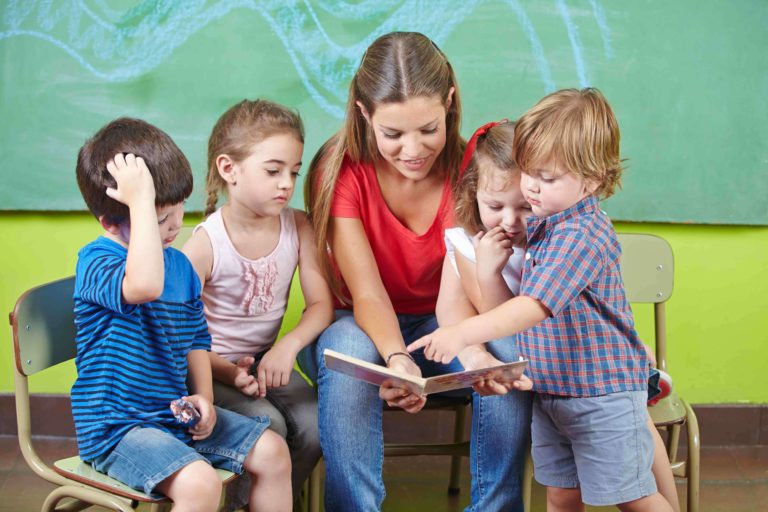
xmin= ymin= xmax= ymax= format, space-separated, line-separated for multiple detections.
xmin=195 ymin=207 xmax=300 ymax=362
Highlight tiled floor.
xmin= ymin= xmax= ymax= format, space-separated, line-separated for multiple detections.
xmin=1 ymin=436 xmax=766 ymax=511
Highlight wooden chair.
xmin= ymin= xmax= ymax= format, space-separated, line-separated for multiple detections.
xmin=619 ymin=233 xmax=700 ymax=512
xmin=521 ymin=233 xmax=701 ymax=512
xmin=10 ymin=276 xmax=237 ymax=512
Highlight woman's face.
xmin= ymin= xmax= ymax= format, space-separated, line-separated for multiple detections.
xmin=360 ymin=94 xmax=449 ymax=181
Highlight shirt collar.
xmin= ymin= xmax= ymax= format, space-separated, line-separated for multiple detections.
xmin=526 ymin=195 xmax=600 ymax=239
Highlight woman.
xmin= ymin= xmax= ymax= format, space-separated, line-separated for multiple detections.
xmin=303 ymin=32 xmax=531 ymax=511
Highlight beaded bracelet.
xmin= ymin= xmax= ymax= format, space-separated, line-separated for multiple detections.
xmin=386 ymin=351 xmax=416 ymax=366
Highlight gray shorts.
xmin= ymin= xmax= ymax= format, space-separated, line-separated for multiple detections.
xmin=532 ymin=390 xmax=656 ymax=506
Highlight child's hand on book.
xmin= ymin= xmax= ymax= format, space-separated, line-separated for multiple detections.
xmin=408 ymin=325 xmax=468 ymax=364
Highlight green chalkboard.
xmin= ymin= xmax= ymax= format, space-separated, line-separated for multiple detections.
xmin=1 ymin=1 xmax=766 ymax=224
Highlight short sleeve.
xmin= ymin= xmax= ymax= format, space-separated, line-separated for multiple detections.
xmin=330 ymin=165 xmax=362 ymax=219
xmin=75 ymin=244 xmax=136 ymax=315
xmin=444 ymin=228 xmax=475 ymax=276
xmin=523 ymin=230 xmax=604 ymax=316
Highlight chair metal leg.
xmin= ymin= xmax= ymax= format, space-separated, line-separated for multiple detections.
xmin=448 ymin=404 xmax=467 ymax=495
xmin=666 ymin=423 xmax=681 ymax=463
xmin=308 ymin=459 xmax=322 ymax=512
xmin=683 ymin=402 xmax=700 ymax=512
xmin=522 ymin=449 xmax=533 ymax=512
xmin=42 ymin=485 xmax=135 ymax=512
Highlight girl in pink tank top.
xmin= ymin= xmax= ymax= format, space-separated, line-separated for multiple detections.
xmin=183 ymin=99 xmax=333 ymax=508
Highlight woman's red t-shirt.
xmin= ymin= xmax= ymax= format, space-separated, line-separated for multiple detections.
xmin=330 ymin=158 xmax=454 ymax=315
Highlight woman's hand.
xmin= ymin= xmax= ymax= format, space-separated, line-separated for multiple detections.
xmin=379 ymin=356 xmax=426 ymax=413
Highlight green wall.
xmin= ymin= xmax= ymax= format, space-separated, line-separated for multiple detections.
xmin=2 ymin=213 xmax=767 ymax=404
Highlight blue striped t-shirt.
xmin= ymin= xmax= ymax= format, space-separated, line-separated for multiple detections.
xmin=71 ymin=236 xmax=211 ymax=461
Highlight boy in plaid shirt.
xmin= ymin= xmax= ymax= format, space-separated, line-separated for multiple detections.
xmin=411 ymin=88 xmax=673 ymax=511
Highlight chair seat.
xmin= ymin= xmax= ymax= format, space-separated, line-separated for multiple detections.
xmin=648 ymin=391 xmax=688 ymax=426
xmin=53 ymin=455 xmax=237 ymax=503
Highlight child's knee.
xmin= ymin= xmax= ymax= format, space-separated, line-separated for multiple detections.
xmin=245 ymin=429 xmax=291 ymax=475
xmin=159 ymin=460 xmax=222 ymax=511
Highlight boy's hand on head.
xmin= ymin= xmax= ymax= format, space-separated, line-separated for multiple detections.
xmin=256 ymin=342 xmax=298 ymax=391
xmin=104 ymin=153 xmax=156 ymax=208
xmin=233 ymin=356 xmax=260 ymax=397
xmin=184 ymin=394 xmax=217 ymax=441
xmin=408 ymin=325 xmax=468 ymax=364
xmin=474 ymin=227 xmax=514 ymax=280
xmin=379 ymin=357 xmax=426 ymax=413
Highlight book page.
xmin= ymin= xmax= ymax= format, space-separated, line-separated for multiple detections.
xmin=423 ymin=360 xmax=528 ymax=395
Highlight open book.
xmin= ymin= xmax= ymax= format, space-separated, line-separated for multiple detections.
xmin=323 ymin=348 xmax=528 ymax=396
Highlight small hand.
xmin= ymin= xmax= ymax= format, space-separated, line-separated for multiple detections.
xmin=256 ymin=342 xmax=298 ymax=390
xmin=474 ymin=227 xmax=514 ymax=281
xmin=184 ymin=394 xmax=216 ymax=441
xmin=104 ymin=153 xmax=156 ymax=209
xmin=379 ymin=357 xmax=426 ymax=413
xmin=408 ymin=325 xmax=468 ymax=364
xmin=233 ymin=356 xmax=260 ymax=397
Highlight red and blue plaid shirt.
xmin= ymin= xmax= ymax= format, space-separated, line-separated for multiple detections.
xmin=519 ymin=195 xmax=649 ymax=397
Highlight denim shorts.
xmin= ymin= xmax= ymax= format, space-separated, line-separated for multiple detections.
xmin=91 ymin=406 xmax=270 ymax=497
xmin=531 ymin=390 xmax=656 ymax=506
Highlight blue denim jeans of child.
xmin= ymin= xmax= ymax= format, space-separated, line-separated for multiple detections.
xmin=302 ymin=310 xmax=532 ymax=512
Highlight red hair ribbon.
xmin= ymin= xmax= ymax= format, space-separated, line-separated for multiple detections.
xmin=458 ymin=119 xmax=508 ymax=179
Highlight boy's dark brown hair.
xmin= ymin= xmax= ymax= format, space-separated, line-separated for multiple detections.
xmin=76 ymin=117 xmax=193 ymax=224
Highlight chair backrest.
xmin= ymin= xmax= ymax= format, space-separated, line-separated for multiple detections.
xmin=617 ymin=233 xmax=674 ymax=373
xmin=11 ymin=276 xmax=77 ymax=377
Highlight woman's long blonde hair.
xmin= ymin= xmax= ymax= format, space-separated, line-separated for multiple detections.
xmin=304 ymin=32 xmax=464 ymax=302
xmin=204 ymin=99 xmax=304 ymax=216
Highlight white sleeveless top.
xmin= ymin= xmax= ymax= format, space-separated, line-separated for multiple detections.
xmin=196 ymin=207 xmax=300 ymax=362
xmin=444 ymin=227 xmax=524 ymax=295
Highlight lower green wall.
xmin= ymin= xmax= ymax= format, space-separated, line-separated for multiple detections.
xmin=2 ymin=212 xmax=767 ymax=403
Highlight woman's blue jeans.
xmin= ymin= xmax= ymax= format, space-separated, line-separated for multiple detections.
xmin=299 ymin=310 xmax=532 ymax=512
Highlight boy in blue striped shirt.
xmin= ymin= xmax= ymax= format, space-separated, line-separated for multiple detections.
xmin=411 ymin=89 xmax=674 ymax=511
xmin=73 ymin=117 xmax=291 ymax=511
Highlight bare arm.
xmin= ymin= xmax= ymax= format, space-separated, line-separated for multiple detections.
xmin=181 ymin=228 xmax=214 ymax=289
xmin=330 ymin=216 xmax=425 ymax=412
xmin=331 ymin=217 xmax=410 ymax=361
xmin=410 ymin=295 xmax=550 ymax=364
xmin=256 ymin=211 xmax=335 ymax=389
xmin=469 ymin=228 xmax=515 ymax=312
xmin=185 ymin=349 xmax=216 ymax=440
xmin=276 ymin=211 xmax=335 ymax=353
xmin=104 ymin=154 xmax=164 ymax=303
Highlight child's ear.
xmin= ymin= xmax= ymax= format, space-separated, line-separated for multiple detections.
xmin=216 ymin=154 xmax=237 ymax=185
xmin=98 ymin=215 xmax=122 ymax=235
xmin=355 ymin=101 xmax=372 ymax=124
